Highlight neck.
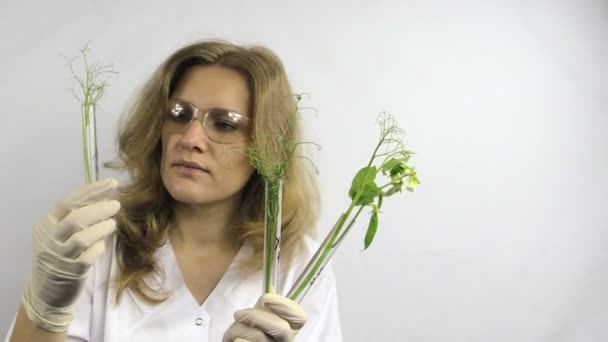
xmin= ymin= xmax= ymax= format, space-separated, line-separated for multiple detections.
xmin=169 ymin=196 xmax=241 ymax=251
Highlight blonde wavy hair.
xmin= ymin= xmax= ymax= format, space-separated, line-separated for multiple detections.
xmin=104 ymin=40 xmax=320 ymax=304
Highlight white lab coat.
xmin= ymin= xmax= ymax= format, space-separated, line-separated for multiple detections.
xmin=5 ymin=234 xmax=343 ymax=341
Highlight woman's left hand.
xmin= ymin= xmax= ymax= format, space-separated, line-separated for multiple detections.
xmin=222 ymin=293 xmax=308 ymax=342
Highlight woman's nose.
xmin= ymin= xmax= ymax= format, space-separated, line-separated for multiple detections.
xmin=179 ymin=120 xmax=211 ymax=152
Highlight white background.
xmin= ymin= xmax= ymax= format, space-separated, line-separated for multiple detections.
xmin=1 ymin=1 xmax=607 ymax=341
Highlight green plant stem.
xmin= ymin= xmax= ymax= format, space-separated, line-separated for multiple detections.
xmin=82 ymin=106 xmax=92 ymax=184
xmin=332 ymin=205 xmax=366 ymax=247
xmin=288 ymin=195 xmax=366 ymax=300
xmin=263 ymin=179 xmax=282 ymax=293
xmin=82 ymin=91 xmax=96 ymax=183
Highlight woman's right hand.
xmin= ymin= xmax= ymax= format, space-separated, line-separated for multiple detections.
xmin=21 ymin=178 xmax=121 ymax=333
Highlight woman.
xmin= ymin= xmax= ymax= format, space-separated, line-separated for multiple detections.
xmin=7 ymin=40 xmax=342 ymax=341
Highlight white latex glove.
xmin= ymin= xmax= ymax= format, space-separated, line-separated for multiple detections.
xmin=21 ymin=178 xmax=121 ymax=332
xmin=223 ymin=293 xmax=308 ymax=342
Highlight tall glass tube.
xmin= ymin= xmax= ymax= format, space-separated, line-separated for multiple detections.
xmin=82 ymin=103 xmax=99 ymax=184
xmin=263 ymin=179 xmax=283 ymax=293
xmin=287 ymin=214 xmax=346 ymax=303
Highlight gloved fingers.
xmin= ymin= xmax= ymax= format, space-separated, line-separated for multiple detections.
xmin=22 ymin=179 xmax=118 ymax=334
xmin=222 ymin=321 xmax=272 ymax=342
xmin=35 ymin=239 xmax=106 ymax=278
xmin=255 ymin=293 xmax=308 ymax=330
xmin=35 ymin=248 xmax=90 ymax=278
xmin=75 ymin=239 xmax=106 ymax=266
xmin=50 ymin=178 xmax=119 ymax=222
xmin=35 ymin=222 xmax=114 ymax=277
xmin=62 ymin=218 xmax=117 ymax=259
xmin=54 ymin=200 xmax=120 ymax=242
xmin=234 ymin=309 xmax=294 ymax=342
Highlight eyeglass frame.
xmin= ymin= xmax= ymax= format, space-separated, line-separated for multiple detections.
xmin=164 ymin=97 xmax=253 ymax=144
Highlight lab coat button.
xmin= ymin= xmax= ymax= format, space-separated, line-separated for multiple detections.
xmin=195 ymin=317 xmax=204 ymax=326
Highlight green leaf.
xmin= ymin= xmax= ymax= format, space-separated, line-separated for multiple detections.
xmin=381 ymin=158 xmax=415 ymax=182
xmin=357 ymin=182 xmax=382 ymax=206
xmin=406 ymin=172 xmax=420 ymax=192
xmin=349 ymin=167 xmax=377 ymax=195
xmin=364 ymin=206 xmax=379 ymax=250
xmin=349 ymin=166 xmax=380 ymax=206
xmin=395 ymin=164 xmax=413 ymax=177
xmin=381 ymin=158 xmax=401 ymax=175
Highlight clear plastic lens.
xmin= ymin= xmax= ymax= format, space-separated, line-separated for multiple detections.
xmin=166 ymin=99 xmax=250 ymax=143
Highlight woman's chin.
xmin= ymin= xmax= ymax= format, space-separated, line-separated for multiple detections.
xmin=167 ymin=186 xmax=203 ymax=203
xmin=162 ymin=179 xmax=203 ymax=203
xmin=162 ymin=173 xmax=240 ymax=206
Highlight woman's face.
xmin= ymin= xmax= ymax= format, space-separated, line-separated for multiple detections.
xmin=160 ymin=65 xmax=255 ymax=206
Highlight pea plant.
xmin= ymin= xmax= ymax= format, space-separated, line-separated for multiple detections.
xmin=287 ymin=111 xmax=420 ymax=302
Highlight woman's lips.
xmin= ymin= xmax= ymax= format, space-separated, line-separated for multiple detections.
xmin=174 ymin=163 xmax=209 ymax=175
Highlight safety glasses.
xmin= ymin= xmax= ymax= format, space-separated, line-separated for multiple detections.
xmin=165 ymin=98 xmax=251 ymax=144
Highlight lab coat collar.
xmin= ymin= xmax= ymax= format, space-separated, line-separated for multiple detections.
xmin=124 ymin=238 xmax=261 ymax=316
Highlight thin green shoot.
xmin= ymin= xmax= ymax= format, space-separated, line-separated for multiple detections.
xmin=245 ymin=94 xmax=320 ymax=294
xmin=64 ymin=42 xmax=118 ymax=184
